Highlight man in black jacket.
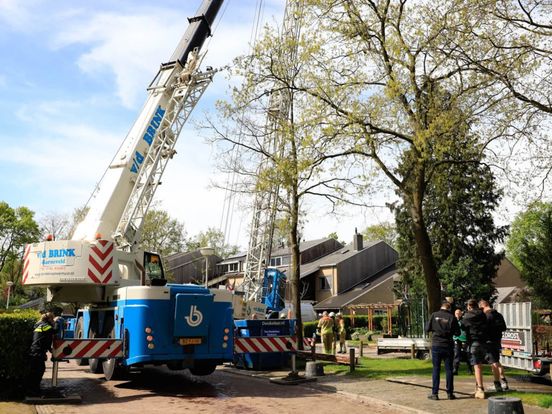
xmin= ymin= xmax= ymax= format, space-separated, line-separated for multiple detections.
xmin=425 ymin=300 xmax=460 ymax=400
xmin=462 ymin=299 xmax=489 ymax=399
xmin=479 ymin=299 xmax=509 ymax=391
xmin=26 ymin=312 xmax=57 ymax=397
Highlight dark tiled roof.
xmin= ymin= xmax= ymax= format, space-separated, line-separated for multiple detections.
xmin=218 ymin=238 xmax=338 ymax=266
xmin=299 ymin=240 xmax=382 ymax=279
xmin=270 ymin=238 xmax=333 ymax=257
xmin=314 ymin=265 xmax=398 ymax=310
xmin=218 ymin=252 xmax=247 ymax=265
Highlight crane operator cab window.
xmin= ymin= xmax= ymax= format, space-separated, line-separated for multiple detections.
xmin=144 ymin=252 xmax=166 ymax=286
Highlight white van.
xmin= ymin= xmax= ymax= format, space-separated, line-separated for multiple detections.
xmin=280 ymin=302 xmax=317 ymax=322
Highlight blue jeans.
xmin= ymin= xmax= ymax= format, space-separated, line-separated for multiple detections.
xmin=431 ymin=346 xmax=454 ymax=395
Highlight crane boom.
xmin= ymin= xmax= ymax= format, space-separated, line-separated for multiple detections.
xmin=23 ymin=0 xmax=224 ymax=302
xmin=73 ymin=0 xmax=222 ymax=248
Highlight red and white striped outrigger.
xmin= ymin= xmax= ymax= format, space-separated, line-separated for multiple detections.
xmin=234 ymin=336 xmax=313 ymax=354
xmin=52 ymin=339 xmax=124 ymax=360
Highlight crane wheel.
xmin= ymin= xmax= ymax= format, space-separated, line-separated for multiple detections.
xmin=102 ymin=358 xmax=128 ymax=380
xmin=189 ymin=361 xmax=217 ymax=376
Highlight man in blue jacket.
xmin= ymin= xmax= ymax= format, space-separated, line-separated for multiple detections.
xmin=425 ymin=300 xmax=461 ymax=400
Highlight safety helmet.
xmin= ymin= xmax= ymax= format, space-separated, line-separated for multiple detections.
xmin=329 ymin=312 xmax=335 ymax=317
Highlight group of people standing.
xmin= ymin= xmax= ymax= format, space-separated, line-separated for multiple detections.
xmin=317 ymin=311 xmax=347 ymax=354
xmin=425 ymin=299 xmax=508 ymax=400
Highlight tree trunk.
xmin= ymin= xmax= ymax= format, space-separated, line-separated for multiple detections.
xmin=409 ymin=198 xmax=441 ymax=313
xmin=289 ymin=191 xmax=303 ymax=350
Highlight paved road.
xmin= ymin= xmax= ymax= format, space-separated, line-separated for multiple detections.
xmin=34 ymin=361 xmax=405 ymax=414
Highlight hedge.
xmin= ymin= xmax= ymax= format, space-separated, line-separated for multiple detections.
xmin=0 ymin=310 xmax=40 ymax=399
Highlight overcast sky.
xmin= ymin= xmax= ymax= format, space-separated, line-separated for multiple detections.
xmin=0 ymin=0 xmax=393 ymax=249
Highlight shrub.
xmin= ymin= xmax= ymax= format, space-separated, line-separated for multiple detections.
xmin=303 ymin=321 xmax=318 ymax=340
xmin=350 ymin=327 xmax=374 ymax=341
xmin=346 ymin=314 xmax=387 ymax=332
xmin=0 ymin=310 xmax=40 ymax=399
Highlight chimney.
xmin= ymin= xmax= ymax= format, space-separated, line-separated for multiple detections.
xmin=353 ymin=228 xmax=363 ymax=251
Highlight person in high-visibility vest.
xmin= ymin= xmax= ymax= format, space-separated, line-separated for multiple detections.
xmin=26 ymin=312 xmax=58 ymax=397
xmin=317 ymin=311 xmax=334 ymax=354
xmin=337 ymin=314 xmax=347 ymax=353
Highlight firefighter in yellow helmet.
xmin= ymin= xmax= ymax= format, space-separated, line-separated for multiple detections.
xmin=317 ymin=311 xmax=334 ymax=354
xmin=337 ymin=313 xmax=347 ymax=353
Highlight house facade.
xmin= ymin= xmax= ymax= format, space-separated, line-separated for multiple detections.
xmin=165 ymin=234 xmax=526 ymax=313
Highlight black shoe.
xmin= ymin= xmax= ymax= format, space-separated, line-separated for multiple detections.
xmin=428 ymin=394 xmax=439 ymax=400
xmin=447 ymin=394 xmax=456 ymax=400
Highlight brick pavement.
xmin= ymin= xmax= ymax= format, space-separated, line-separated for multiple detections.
xmin=4 ymin=351 xmax=550 ymax=414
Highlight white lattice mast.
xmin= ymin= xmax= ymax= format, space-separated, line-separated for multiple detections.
xmin=241 ymin=0 xmax=304 ymax=303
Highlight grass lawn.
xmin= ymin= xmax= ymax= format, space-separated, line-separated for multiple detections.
xmin=325 ymin=356 xmax=529 ymax=379
xmin=322 ymin=357 xmax=551 ymax=408
xmin=506 ymin=391 xmax=552 ymax=409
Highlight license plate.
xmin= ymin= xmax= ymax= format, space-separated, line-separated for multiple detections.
xmin=502 ymin=349 xmax=513 ymax=356
xmin=179 ymin=337 xmax=202 ymax=346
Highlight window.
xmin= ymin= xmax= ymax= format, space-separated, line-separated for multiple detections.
xmin=220 ymin=262 xmax=239 ymax=273
xmin=320 ymin=276 xmax=331 ymax=290
xmin=270 ymin=257 xmax=282 ymax=267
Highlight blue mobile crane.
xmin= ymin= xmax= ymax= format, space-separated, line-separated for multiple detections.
xmin=23 ymin=0 xmax=235 ymax=380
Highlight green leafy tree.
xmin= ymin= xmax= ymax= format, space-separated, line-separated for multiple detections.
xmin=187 ymin=227 xmax=239 ymax=259
xmin=507 ymin=202 xmax=552 ymax=308
xmin=327 ymin=232 xmax=339 ymax=241
xmin=394 ymin=145 xmax=507 ymax=306
xmin=0 ymin=202 xmax=41 ymax=303
xmin=301 ymin=0 xmax=524 ymax=311
xmin=506 ymin=201 xmax=550 ymax=270
xmin=362 ymin=222 xmax=397 ymax=249
xmin=140 ymin=208 xmax=187 ymax=257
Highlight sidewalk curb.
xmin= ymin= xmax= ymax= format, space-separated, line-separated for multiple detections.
xmin=386 ymin=378 xmax=473 ymax=397
xmin=220 ymin=366 xmax=427 ymax=414
xmin=326 ymin=391 xmax=428 ymax=414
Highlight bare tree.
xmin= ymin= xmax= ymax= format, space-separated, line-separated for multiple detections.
xmin=39 ymin=212 xmax=70 ymax=240
xmin=206 ymin=19 xmax=364 ymax=346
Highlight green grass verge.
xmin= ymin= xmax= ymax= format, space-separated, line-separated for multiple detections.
xmin=322 ymin=357 xmax=550 ymax=408
xmin=324 ymin=356 xmax=529 ymax=379
xmin=506 ymin=391 xmax=552 ymax=409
